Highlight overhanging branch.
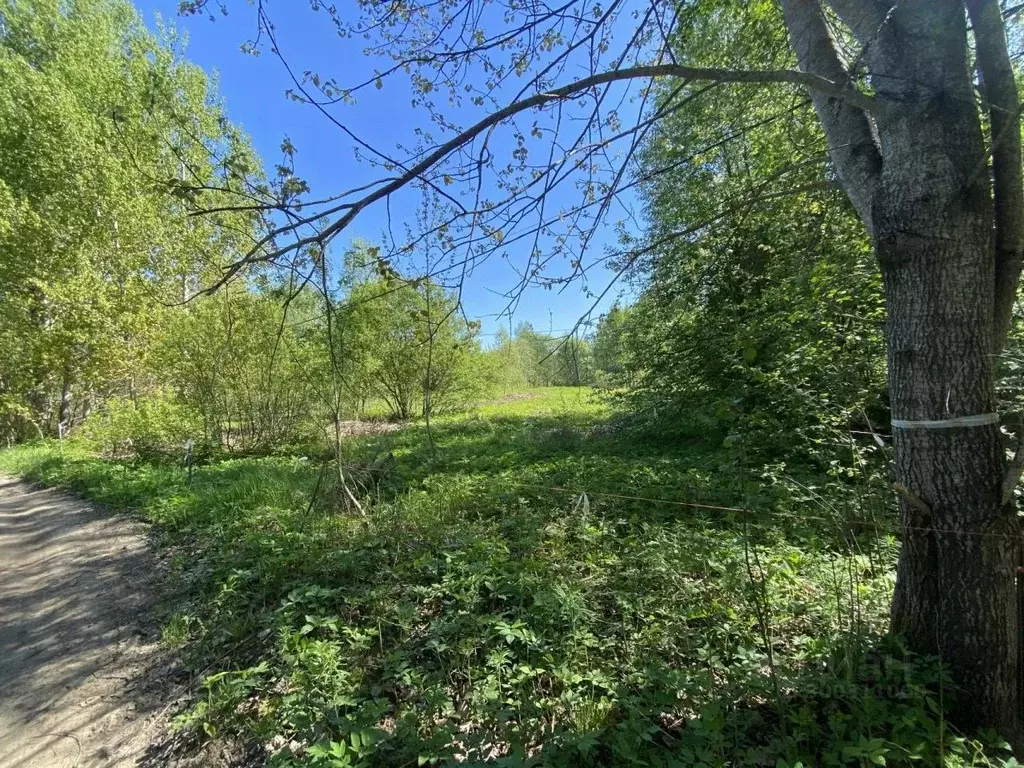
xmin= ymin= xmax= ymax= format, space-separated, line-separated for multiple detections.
xmin=780 ymin=0 xmax=882 ymax=236
xmin=203 ymin=61 xmax=874 ymax=293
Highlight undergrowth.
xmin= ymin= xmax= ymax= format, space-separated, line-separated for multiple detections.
xmin=0 ymin=388 xmax=1016 ymax=766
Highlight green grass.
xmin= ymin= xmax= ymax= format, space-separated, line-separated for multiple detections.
xmin=0 ymin=392 xmax=1014 ymax=767
xmin=472 ymin=386 xmax=607 ymax=417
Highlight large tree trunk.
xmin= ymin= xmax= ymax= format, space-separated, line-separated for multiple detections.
xmin=871 ymin=4 xmax=1021 ymax=732
xmin=782 ymin=0 xmax=1024 ymax=740
xmin=870 ymin=2 xmax=1022 ymax=738
xmin=880 ymin=222 xmax=1021 ymax=739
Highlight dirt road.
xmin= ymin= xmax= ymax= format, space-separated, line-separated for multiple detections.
xmin=0 ymin=475 xmax=181 ymax=767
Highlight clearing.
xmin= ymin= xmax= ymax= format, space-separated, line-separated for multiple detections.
xmin=0 ymin=388 xmax=1006 ymax=765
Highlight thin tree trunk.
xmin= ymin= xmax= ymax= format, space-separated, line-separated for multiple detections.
xmin=423 ymin=286 xmax=437 ymax=458
xmin=57 ymin=362 xmax=73 ymax=431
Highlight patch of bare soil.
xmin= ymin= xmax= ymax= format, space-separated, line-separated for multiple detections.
xmin=335 ymin=420 xmax=403 ymax=437
xmin=0 ymin=476 xmax=230 ymax=767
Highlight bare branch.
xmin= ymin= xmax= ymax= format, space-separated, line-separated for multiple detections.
xmin=204 ymin=60 xmax=873 ymax=292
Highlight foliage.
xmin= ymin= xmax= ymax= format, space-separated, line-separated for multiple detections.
xmin=0 ymin=0 xmax=266 ymax=444
xmin=339 ymin=277 xmax=484 ymax=420
xmin=4 ymin=1 xmax=1024 ymax=764
xmin=1 ymin=392 xmax=1014 ymax=766
xmin=591 ymin=305 xmax=633 ymax=388
xmin=485 ymin=324 xmax=597 ymax=390
xmin=607 ymin=0 xmax=887 ymax=467
xmin=0 ymin=0 xmax=262 ymax=442
xmin=79 ymin=390 xmax=203 ymax=460
xmin=163 ymin=285 xmax=323 ymax=450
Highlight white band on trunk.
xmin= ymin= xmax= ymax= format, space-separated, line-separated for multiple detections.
xmin=890 ymin=413 xmax=1000 ymax=429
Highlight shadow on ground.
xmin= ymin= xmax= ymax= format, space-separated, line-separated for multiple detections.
xmin=0 ymin=476 xmax=234 ymax=767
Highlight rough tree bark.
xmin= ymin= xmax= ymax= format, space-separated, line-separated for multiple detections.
xmin=781 ymin=0 xmax=1024 ymax=741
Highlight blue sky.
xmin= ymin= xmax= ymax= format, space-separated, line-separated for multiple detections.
xmin=136 ymin=0 xmax=640 ymax=339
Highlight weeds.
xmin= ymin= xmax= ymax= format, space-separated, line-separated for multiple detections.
xmin=0 ymin=389 xmax=1014 ymax=766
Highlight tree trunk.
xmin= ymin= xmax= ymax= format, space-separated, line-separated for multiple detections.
xmin=778 ymin=0 xmax=1024 ymax=739
xmin=57 ymin=363 xmax=73 ymax=431
xmin=881 ymin=225 xmax=1022 ymax=740
xmin=875 ymin=77 xmax=1023 ymax=737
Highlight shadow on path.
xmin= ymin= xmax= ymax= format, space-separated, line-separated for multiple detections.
xmin=0 ymin=476 xmax=183 ymax=767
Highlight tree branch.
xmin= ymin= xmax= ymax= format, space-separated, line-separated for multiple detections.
xmin=967 ymin=0 xmax=1024 ymax=354
xmin=1003 ymin=2 xmax=1024 ymax=20
xmin=780 ymin=0 xmax=882 ymax=236
xmin=204 ymin=60 xmax=874 ymax=292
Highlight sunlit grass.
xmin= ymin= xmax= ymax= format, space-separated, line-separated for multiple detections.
xmin=472 ymin=385 xmax=606 ymax=418
xmin=0 ymin=389 xmax=1008 ymax=767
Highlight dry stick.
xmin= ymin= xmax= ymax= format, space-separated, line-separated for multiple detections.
xmin=318 ymin=251 xmax=364 ymax=515
xmin=423 ymin=280 xmax=437 ymax=460
xmin=847 ymin=552 xmax=859 ymax=634
xmin=304 ymin=458 xmax=330 ymax=518
xmin=743 ymin=521 xmax=786 ymax=736
xmin=32 ymin=732 xmax=81 ymax=768
xmin=830 ymin=556 xmax=845 ymax=660
xmin=332 ymin=418 xmax=363 ymax=515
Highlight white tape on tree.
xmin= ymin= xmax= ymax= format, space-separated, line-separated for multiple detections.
xmin=890 ymin=413 xmax=1000 ymax=430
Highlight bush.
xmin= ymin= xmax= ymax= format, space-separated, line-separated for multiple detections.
xmin=80 ymin=392 xmax=205 ymax=461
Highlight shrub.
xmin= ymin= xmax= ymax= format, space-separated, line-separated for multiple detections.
xmin=80 ymin=392 xmax=204 ymax=461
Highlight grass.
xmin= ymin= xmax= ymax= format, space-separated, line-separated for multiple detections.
xmin=0 ymin=389 xmax=1015 ymax=767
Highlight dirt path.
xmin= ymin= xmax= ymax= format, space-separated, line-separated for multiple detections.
xmin=0 ymin=475 xmax=185 ymax=767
